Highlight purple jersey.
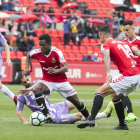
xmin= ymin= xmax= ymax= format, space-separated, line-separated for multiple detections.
xmin=16 ymin=80 xmax=76 ymax=124
xmin=0 ymin=33 xmax=7 ymax=45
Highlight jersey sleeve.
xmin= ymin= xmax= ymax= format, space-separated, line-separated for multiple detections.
xmin=16 ymin=95 xmax=25 ymax=111
xmin=0 ymin=33 xmax=7 ymax=45
xmin=55 ymin=49 xmax=66 ymax=63
xmin=30 ymin=49 xmax=41 ymax=59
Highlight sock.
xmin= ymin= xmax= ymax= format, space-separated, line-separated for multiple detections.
xmin=81 ymin=113 xmax=91 ymax=121
xmin=121 ymin=96 xmax=133 ymax=114
xmin=113 ymin=99 xmax=126 ymax=126
xmin=95 ymin=112 xmax=107 ymax=119
xmin=0 ymin=84 xmax=15 ymax=99
xmin=89 ymin=93 xmax=104 ymax=120
xmin=77 ymin=102 xmax=89 ymax=118
xmin=35 ymin=94 xmax=49 ymax=116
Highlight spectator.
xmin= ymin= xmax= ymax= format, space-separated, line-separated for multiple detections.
xmin=45 ymin=6 xmax=57 ymax=29
xmin=60 ymin=10 xmax=67 ymax=22
xmin=92 ymin=53 xmax=99 ymax=62
xmin=83 ymin=51 xmax=92 ymax=61
xmin=16 ymin=33 xmax=27 ymax=51
xmin=2 ymin=20 xmax=6 ymax=28
xmin=117 ymin=31 xmax=126 ymax=41
xmin=83 ymin=7 xmax=90 ymax=21
xmin=123 ymin=0 xmax=136 ymax=12
xmin=7 ymin=0 xmax=15 ymax=11
xmin=26 ymin=7 xmax=31 ymax=13
xmin=84 ymin=21 xmax=96 ymax=39
xmin=92 ymin=23 xmax=99 ymax=38
xmin=67 ymin=8 xmax=71 ymax=14
xmin=71 ymin=10 xmax=78 ymax=21
xmin=25 ymin=35 xmax=35 ymax=51
xmin=71 ymin=20 xmax=77 ymax=45
xmin=33 ymin=5 xmax=39 ymax=15
xmin=10 ymin=38 xmax=19 ymax=51
xmin=1 ymin=0 xmax=8 ymax=11
xmin=137 ymin=0 xmax=140 ymax=4
xmin=57 ymin=0 xmax=65 ymax=7
xmin=8 ymin=20 xmax=18 ymax=35
xmin=39 ymin=6 xmax=45 ymax=28
xmin=75 ymin=16 xmax=84 ymax=46
xmin=26 ymin=20 xmax=37 ymax=37
xmin=63 ymin=16 xmax=71 ymax=45
xmin=17 ymin=21 xmax=26 ymax=37
xmin=117 ymin=10 xmax=125 ymax=27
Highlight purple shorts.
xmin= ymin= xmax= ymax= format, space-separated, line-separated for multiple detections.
xmin=53 ymin=101 xmax=76 ymax=124
xmin=0 ymin=55 xmax=3 ymax=79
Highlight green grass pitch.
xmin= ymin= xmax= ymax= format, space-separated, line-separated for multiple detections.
xmin=0 ymin=85 xmax=140 ymax=140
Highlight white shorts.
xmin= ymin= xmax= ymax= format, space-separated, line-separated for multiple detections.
xmin=38 ymin=81 xmax=77 ymax=98
xmin=110 ymin=74 xmax=140 ymax=96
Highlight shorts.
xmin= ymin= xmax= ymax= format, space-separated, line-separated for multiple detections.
xmin=110 ymin=74 xmax=140 ymax=96
xmin=39 ymin=81 xmax=77 ymax=98
xmin=52 ymin=101 xmax=76 ymax=124
xmin=0 ymin=55 xmax=3 ymax=79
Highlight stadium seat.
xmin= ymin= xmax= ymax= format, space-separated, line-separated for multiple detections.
xmin=76 ymin=53 xmax=83 ymax=61
xmin=104 ymin=11 xmax=110 ymax=16
xmin=33 ymin=37 xmax=38 ymax=44
xmin=51 ymin=30 xmax=58 ymax=37
xmin=68 ymin=53 xmax=76 ymax=61
xmin=98 ymin=11 xmax=104 ymax=16
xmin=94 ymin=46 xmax=101 ymax=53
xmin=52 ymin=38 xmax=61 ymax=45
xmin=1 ymin=51 xmax=7 ymax=59
xmin=16 ymin=51 xmax=24 ymax=59
xmin=9 ymin=36 xmax=16 ymax=44
xmin=77 ymin=10 xmax=81 ymax=15
xmin=58 ymin=30 xmax=64 ymax=37
xmin=87 ymin=46 xmax=93 ymax=53
xmin=63 ymin=52 xmax=69 ymax=60
xmin=22 ymin=0 xmax=30 ymax=7
xmin=93 ymin=3 xmax=100 ymax=10
xmin=80 ymin=46 xmax=87 ymax=53
xmin=10 ymin=51 xmax=17 ymax=59
xmin=57 ymin=45 xmax=65 ymax=52
xmin=107 ymin=3 xmax=113 ymax=10
xmin=44 ymin=30 xmax=51 ymax=35
xmin=90 ymin=39 xmax=96 ymax=46
xmin=130 ymin=12 xmax=137 ymax=19
xmin=124 ymin=12 xmax=131 ymax=18
xmin=87 ymin=3 xmax=94 ymax=10
xmin=72 ymin=46 xmax=79 ymax=53
xmin=82 ymin=38 xmax=90 ymax=46
xmin=97 ymin=39 xmax=101 ymax=44
xmin=19 ymin=0 xmax=23 ymax=6
xmin=51 ymin=1 xmax=60 ymax=8
xmin=35 ymin=29 xmax=43 ymax=37
xmin=36 ymin=44 xmax=39 ymax=48
xmin=65 ymin=45 xmax=72 ymax=52
xmin=98 ymin=53 xmax=104 ymax=62
xmin=60 ymin=38 xmax=64 ymax=45
xmin=100 ymin=3 xmax=107 ymax=10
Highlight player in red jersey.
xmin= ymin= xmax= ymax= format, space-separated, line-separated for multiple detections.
xmin=77 ymin=25 xmax=140 ymax=130
xmin=19 ymin=34 xmax=89 ymax=122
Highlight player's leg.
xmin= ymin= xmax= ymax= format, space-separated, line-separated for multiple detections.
xmin=121 ymin=96 xmax=137 ymax=123
xmin=67 ymin=101 xmax=76 ymax=113
xmin=0 ymin=80 xmax=17 ymax=104
xmin=32 ymin=81 xmax=53 ymax=121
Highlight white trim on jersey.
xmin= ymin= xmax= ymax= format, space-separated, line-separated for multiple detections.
xmin=30 ymin=49 xmax=41 ymax=57
xmin=125 ymin=36 xmax=140 ymax=44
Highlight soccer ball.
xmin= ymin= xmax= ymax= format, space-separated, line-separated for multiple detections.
xmin=30 ymin=111 xmax=45 ymax=126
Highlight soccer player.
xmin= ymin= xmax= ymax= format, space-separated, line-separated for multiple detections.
xmin=20 ymin=34 xmax=89 ymax=122
xmin=0 ymin=33 xmax=17 ymax=104
xmin=16 ymin=71 xmax=114 ymax=124
xmin=77 ymin=25 xmax=140 ymax=130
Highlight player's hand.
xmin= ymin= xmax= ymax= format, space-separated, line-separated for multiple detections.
xmin=48 ymin=67 xmax=58 ymax=74
xmin=96 ymin=43 xmax=102 ymax=49
xmin=106 ymin=73 xmax=112 ymax=85
xmin=17 ymin=88 xmax=32 ymax=96
xmin=22 ymin=69 xmax=30 ymax=76
xmin=6 ymin=59 xmax=11 ymax=68
xmin=23 ymin=121 xmax=30 ymax=124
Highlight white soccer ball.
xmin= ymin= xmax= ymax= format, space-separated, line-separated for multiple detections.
xmin=30 ymin=111 xmax=45 ymax=126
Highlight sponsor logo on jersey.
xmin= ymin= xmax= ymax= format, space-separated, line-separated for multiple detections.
xmin=69 ymin=116 xmax=73 ymax=120
xmin=39 ymin=60 xmax=45 ymax=63
xmin=51 ymin=57 xmax=56 ymax=63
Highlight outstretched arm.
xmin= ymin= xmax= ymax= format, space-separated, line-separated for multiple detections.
xmin=16 ymin=110 xmax=30 ymax=124
xmin=132 ymin=46 xmax=140 ymax=56
xmin=103 ymin=49 xmax=112 ymax=84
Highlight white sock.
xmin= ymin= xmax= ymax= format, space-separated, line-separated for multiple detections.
xmin=95 ymin=112 xmax=107 ymax=120
xmin=0 ymin=84 xmax=15 ymax=100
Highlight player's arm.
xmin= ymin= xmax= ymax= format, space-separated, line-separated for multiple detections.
xmin=48 ymin=62 xmax=68 ymax=74
xmin=3 ymin=42 xmax=11 ymax=68
xmin=103 ymin=49 xmax=112 ymax=84
xmin=132 ymin=46 xmax=140 ymax=56
xmin=16 ymin=110 xmax=30 ymax=124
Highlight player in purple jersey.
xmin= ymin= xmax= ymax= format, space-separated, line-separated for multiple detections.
xmin=16 ymin=71 xmax=114 ymax=124
xmin=0 ymin=33 xmax=17 ymax=104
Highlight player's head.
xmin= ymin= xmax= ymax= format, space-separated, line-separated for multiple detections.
xmin=98 ymin=25 xmax=111 ymax=43
xmin=123 ymin=20 xmax=135 ymax=39
xmin=39 ymin=34 xmax=51 ymax=55
xmin=17 ymin=71 xmax=33 ymax=88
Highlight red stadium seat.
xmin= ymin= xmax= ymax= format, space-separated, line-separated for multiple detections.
xmin=82 ymin=38 xmax=90 ymax=46
xmin=80 ymin=46 xmax=87 ymax=53
xmin=63 ymin=52 xmax=69 ymax=60
xmin=124 ymin=12 xmax=131 ymax=18
xmin=72 ymin=46 xmax=79 ymax=53
xmin=100 ymin=3 xmax=107 ymax=10
xmin=22 ymin=0 xmax=30 ymax=7
xmin=87 ymin=3 xmax=94 ymax=10
xmin=36 ymin=44 xmax=39 ymax=48
xmin=44 ymin=30 xmax=51 ymax=36
xmin=60 ymin=38 xmax=64 ymax=44
xmin=130 ymin=12 xmax=137 ymax=19
xmin=16 ymin=51 xmax=24 ymax=59
xmin=96 ymin=39 xmax=101 ymax=44
xmin=87 ymin=46 xmax=93 ymax=53
xmin=35 ymin=29 xmax=43 ymax=37
xmin=93 ymin=3 xmax=100 ymax=10
xmin=57 ymin=45 xmax=65 ymax=52
xmin=98 ymin=11 xmax=104 ymax=16
xmin=1 ymin=51 xmax=7 ymax=59
xmin=33 ymin=37 xmax=38 ymax=44
xmin=94 ymin=46 xmax=101 ymax=53
xmin=68 ymin=53 xmax=76 ymax=61
xmin=10 ymin=51 xmax=17 ymax=59
xmin=9 ymin=36 xmax=16 ymax=44
xmin=77 ymin=10 xmax=81 ymax=15
xmin=90 ymin=39 xmax=96 ymax=46
xmin=107 ymin=3 xmax=113 ymax=10
xmin=52 ymin=38 xmax=61 ymax=45
xmin=58 ymin=30 xmax=64 ymax=37
xmin=104 ymin=11 xmax=110 ymax=16
xmin=76 ymin=53 xmax=83 ymax=61
xmin=98 ymin=53 xmax=104 ymax=62
xmin=65 ymin=45 xmax=72 ymax=52
xmin=51 ymin=30 xmax=58 ymax=37
xmin=51 ymin=1 xmax=60 ymax=8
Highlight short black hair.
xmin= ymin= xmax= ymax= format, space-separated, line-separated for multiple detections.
xmin=39 ymin=34 xmax=51 ymax=44
xmin=17 ymin=71 xmax=24 ymax=83
xmin=123 ymin=20 xmax=133 ymax=26
xmin=99 ymin=25 xmax=111 ymax=34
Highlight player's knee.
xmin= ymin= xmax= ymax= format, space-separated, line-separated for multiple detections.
xmin=111 ymin=94 xmax=119 ymax=101
xmin=33 ymin=84 xmax=43 ymax=95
